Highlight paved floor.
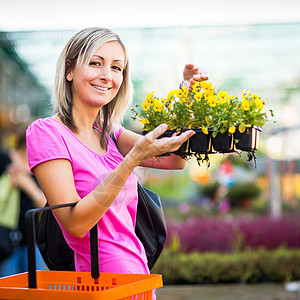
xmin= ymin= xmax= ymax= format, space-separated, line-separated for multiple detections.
xmin=156 ymin=284 xmax=297 ymax=300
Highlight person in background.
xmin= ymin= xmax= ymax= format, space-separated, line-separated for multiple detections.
xmin=26 ymin=27 xmax=208 ymax=298
xmin=0 ymin=126 xmax=47 ymax=277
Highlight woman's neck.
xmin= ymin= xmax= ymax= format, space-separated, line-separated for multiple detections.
xmin=54 ymin=110 xmax=105 ymax=154
xmin=72 ymin=104 xmax=101 ymax=133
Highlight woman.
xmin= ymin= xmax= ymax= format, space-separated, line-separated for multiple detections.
xmin=26 ymin=27 xmax=207 ymax=277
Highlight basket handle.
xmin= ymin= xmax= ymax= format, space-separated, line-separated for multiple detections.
xmin=25 ymin=202 xmax=99 ymax=289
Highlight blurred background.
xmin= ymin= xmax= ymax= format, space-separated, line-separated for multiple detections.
xmin=1 ymin=0 xmax=300 ymax=298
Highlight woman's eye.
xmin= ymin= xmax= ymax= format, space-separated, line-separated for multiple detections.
xmin=90 ymin=61 xmax=101 ymax=66
xmin=112 ymin=66 xmax=122 ymax=72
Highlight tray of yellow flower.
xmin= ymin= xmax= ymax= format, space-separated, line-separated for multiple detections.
xmin=131 ymin=81 xmax=273 ymax=165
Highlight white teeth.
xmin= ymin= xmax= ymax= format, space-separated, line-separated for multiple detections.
xmin=91 ymin=84 xmax=109 ymax=91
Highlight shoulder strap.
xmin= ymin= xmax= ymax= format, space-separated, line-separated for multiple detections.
xmin=110 ymin=133 xmax=117 ymax=146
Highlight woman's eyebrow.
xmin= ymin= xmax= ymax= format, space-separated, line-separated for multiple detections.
xmin=92 ymin=55 xmax=123 ymax=63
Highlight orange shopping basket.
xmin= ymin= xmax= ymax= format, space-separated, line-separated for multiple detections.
xmin=0 ymin=203 xmax=163 ymax=299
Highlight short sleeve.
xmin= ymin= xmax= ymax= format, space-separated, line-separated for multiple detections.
xmin=26 ymin=119 xmax=71 ymax=174
xmin=112 ymin=124 xmax=124 ymax=141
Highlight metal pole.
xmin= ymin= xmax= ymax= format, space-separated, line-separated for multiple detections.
xmin=268 ymin=157 xmax=282 ymax=219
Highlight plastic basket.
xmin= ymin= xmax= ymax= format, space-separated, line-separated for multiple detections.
xmin=0 ymin=203 xmax=163 ymax=299
xmin=0 ymin=271 xmax=162 ymax=299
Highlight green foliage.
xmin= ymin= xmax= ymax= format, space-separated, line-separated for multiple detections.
xmin=226 ymin=182 xmax=262 ymax=207
xmin=132 ymin=83 xmax=274 ymax=138
xmin=152 ymin=248 xmax=300 ymax=284
xmin=199 ymin=181 xmax=219 ymax=197
xmin=144 ymin=171 xmax=195 ymax=203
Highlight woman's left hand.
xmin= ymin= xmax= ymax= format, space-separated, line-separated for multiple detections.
xmin=182 ymin=62 xmax=209 ymax=91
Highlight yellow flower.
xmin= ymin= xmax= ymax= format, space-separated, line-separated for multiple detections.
xmin=167 ymin=90 xmax=178 ymax=100
xmin=201 ymin=81 xmax=213 ymax=91
xmin=140 ymin=119 xmax=149 ymax=125
xmin=228 ymin=96 xmax=236 ymax=101
xmin=153 ymin=99 xmax=163 ymax=112
xmin=180 ymin=97 xmax=188 ymax=104
xmin=204 ymin=88 xmax=215 ymax=99
xmin=241 ymin=99 xmax=250 ymax=111
xmin=178 ymin=86 xmax=189 ymax=98
xmin=251 ymin=94 xmax=259 ymax=102
xmin=194 ymin=91 xmax=203 ymax=101
xmin=239 ymin=124 xmax=246 ymax=133
xmin=146 ymin=91 xmax=154 ymax=100
xmin=228 ymin=125 xmax=236 ymax=134
xmin=207 ymin=95 xmax=218 ymax=107
xmin=201 ymin=125 xmax=209 ymax=135
xmin=242 ymin=89 xmax=247 ymax=99
xmin=254 ymin=99 xmax=264 ymax=111
xmin=218 ymin=90 xmax=228 ymax=104
xmin=192 ymin=81 xmax=200 ymax=93
xmin=142 ymin=98 xmax=152 ymax=111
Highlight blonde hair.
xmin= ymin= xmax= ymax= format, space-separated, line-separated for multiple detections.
xmin=52 ymin=27 xmax=132 ymax=148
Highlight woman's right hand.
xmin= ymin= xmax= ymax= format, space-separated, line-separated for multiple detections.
xmin=128 ymin=124 xmax=195 ymax=166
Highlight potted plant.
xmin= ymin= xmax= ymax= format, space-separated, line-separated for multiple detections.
xmin=185 ymin=82 xmax=212 ymax=155
xmin=132 ymin=88 xmax=192 ymax=157
xmin=193 ymin=81 xmax=238 ymax=153
xmin=226 ymin=182 xmax=262 ymax=208
xmin=233 ymin=90 xmax=270 ymax=151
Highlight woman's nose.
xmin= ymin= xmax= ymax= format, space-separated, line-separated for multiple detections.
xmin=100 ymin=66 xmax=112 ymax=81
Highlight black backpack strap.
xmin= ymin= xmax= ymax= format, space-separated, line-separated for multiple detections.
xmin=38 ymin=203 xmax=75 ymax=271
xmin=25 ymin=203 xmax=99 ymax=288
xmin=110 ymin=132 xmax=117 ymax=145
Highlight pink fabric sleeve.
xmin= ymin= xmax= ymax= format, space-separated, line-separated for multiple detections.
xmin=26 ymin=119 xmax=71 ymax=174
xmin=113 ymin=124 xmax=124 ymax=141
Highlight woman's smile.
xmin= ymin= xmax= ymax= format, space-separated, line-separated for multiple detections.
xmin=90 ymin=83 xmax=111 ymax=92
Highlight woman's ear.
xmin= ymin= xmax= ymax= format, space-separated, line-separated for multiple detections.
xmin=66 ymin=72 xmax=73 ymax=81
xmin=66 ymin=59 xmax=73 ymax=81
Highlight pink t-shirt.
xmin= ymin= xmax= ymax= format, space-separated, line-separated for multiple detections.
xmin=26 ymin=117 xmax=149 ymax=274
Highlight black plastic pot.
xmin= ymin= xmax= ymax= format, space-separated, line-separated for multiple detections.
xmin=159 ymin=129 xmax=189 ymax=156
xmin=143 ymin=129 xmax=188 ymax=157
xmin=211 ymin=131 xmax=234 ymax=153
xmin=234 ymin=126 xmax=260 ymax=151
xmin=189 ymin=128 xmax=211 ymax=154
